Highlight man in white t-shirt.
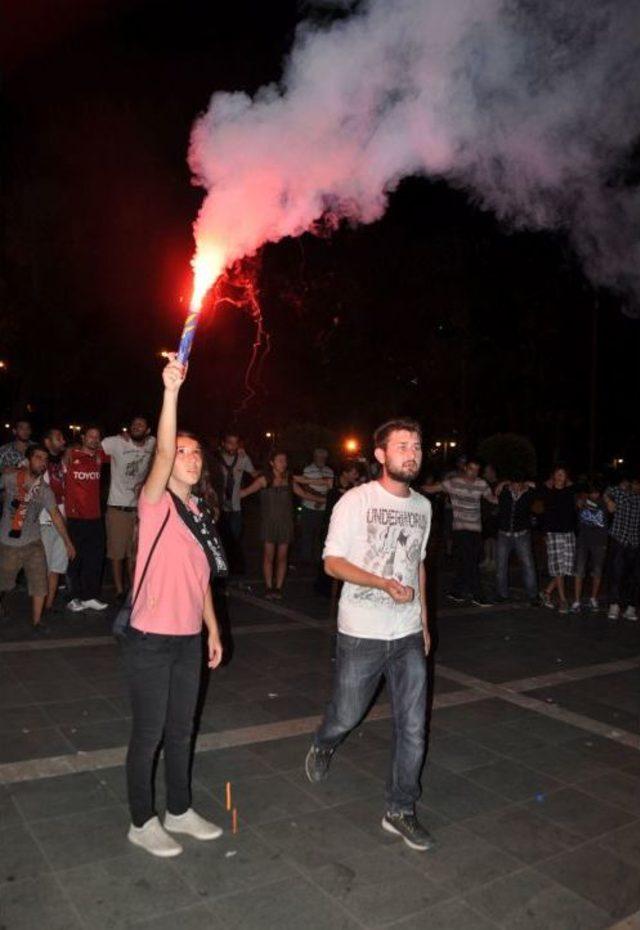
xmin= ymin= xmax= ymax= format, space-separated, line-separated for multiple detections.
xmin=305 ymin=419 xmax=433 ymax=852
xmin=102 ymin=417 xmax=155 ymax=598
xmin=215 ymin=431 xmax=258 ymax=573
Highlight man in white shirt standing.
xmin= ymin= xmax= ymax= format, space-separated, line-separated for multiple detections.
xmin=216 ymin=431 xmax=258 ymax=573
xmin=299 ymin=448 xmax=334 ymax=563
xmin=305 ymin=419 xmax=433 ymax=852
xmin=102 ymin=417 xmax=155 ymax=599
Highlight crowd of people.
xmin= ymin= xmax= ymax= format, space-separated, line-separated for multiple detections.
xmin=0 ymin=361 xmax=639 ymax=860
xmin=0 ymin=412 xmax=639 ymax=629
xmin=422 ymin=456 xmax=639 ymax=622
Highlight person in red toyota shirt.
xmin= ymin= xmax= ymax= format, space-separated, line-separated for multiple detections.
xmin=64 ymin=424 xmax=108 ymax=612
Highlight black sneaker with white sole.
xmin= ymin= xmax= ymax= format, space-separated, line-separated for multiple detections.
xmin=304 ymin=745 xmax=334 ymax=783
xmin=471 ymin=597 xmax=492 ymax=608
xmin=381 ymin=812 xmax=434 ymax=851
xmin=445 ymin=592 xmax=466 ymax=604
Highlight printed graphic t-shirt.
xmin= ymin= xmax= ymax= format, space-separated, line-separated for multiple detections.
xmin=0 ymin=471 xmax=55 ymax=547
xmin=65 ymin=449 xmax=105 ymax=519
xmin=323 ymin=480 xmax=431 ymax=640
xmin=577 ymin=499 xmax=608 ymax=546
xmin=102 ymin=435 xmax=156 ymax=507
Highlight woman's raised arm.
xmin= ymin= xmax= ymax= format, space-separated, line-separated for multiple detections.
xmin=143 ymin=354 xmax=186 ymax=504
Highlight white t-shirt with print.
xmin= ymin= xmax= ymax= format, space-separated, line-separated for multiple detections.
xmin=323 ymin=480 xmax=431 ymax=640
xmin=102 ymin=435 xmax=156 ymax=507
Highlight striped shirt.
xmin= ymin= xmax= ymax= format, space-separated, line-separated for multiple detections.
xmin=441 ymin=476 xmax=494 ymax=532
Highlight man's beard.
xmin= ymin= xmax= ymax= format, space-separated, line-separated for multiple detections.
xmin=385 ymin=463 xmax=418 ymax=484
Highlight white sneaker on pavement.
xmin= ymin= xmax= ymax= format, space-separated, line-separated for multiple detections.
xmin=128 ymin=816 xmax=183 ymax=857
xmin=607 ymin=603 xmax=620 ymax=621
xmin=164 ymin=808 xmax=223 ymax=840
xmin=66 ymin=599 xmax=84 ymax=612
xmin=81 ymin=599 xmax=109 ymax=611
xmin=589 ymin=597 xmax=599 ymax=612
xmin=570 ymin=601 xmax=581 ymax=613
xmin=623 ymin=606 xmax=638 ymax=622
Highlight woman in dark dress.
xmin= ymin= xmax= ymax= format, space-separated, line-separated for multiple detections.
xmin=240 ymin=451 xmax=323 ymax=598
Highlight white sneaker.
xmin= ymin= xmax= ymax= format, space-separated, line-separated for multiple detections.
xmin=589 ymin=597 xmax=599 ymax=612
xmin=81 ymin=598 xmax=109 ymax=611
xmin=623 ymin=606 xmax=638 ymax=622
xmin=164 ymin=808 xmax=223 ymax=840
xmin=570 ymin=601 xmax=581 ymax=613
xmin=128 ymin=816 xmax=183 ymax=857
xmin=608 ymin=603 xmax=620 ymax=621
xmin=66 ymin=599 xmax=84 ymax=612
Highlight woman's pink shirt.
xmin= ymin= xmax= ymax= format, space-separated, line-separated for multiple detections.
xmin=131 ymin=489 xmax=210 ymax=635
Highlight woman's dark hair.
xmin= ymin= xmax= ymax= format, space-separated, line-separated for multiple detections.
xmin=264 ymin=449 xmax=289 ymax=487
xmin=176 ymin=431 xmax=219 ymax=519
xmin=26 ymin=444 xmax=48 ymax=460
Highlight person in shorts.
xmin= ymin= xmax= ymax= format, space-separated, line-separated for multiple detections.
xmin=539 ymin=467 xmax=577 ymax=614
xmin=0 ymin=445 xmax=75 ymax=628
xmin=572 ymin=483 xmax=608 ymax=612
xmin=40 ymin=427 xmax=68 ymax=611
xmin=103 ymin=417 xmax=155 ymax=600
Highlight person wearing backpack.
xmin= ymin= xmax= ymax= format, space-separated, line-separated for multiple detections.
xmin=122 ymin=354 xmax=226 ymax=858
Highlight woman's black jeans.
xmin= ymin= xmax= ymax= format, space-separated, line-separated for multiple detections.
xmin=122 ymin=627 xmax=202 ymax=827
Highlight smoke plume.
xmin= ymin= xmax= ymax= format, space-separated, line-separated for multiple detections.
xmin=188 ymin=0 xmax=640 ymax=308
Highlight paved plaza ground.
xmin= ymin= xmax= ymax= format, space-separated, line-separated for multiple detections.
xmin=0 ymin=562 xmax=639 ymax=929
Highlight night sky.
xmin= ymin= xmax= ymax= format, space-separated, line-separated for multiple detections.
xmin=2 ymin=1 xmax=639 ymax=473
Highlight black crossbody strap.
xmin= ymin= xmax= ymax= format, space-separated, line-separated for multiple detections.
xmin=130 ymin=507 xmax=170 ymax=610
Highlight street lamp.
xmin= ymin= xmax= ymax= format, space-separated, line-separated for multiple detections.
xmin=344 ymin=437 xmax=360 ymax=455
xmin=434 ymin=438 xmax=457 ymax=463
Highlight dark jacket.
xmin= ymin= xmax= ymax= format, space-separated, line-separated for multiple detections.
xmin=497 ymin=487 xmax=535 ymax=533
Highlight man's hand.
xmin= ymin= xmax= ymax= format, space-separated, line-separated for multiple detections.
xmin=207 ymin=633 xmax=223 ymax=669
xmin=66 ymin=542 xmax=77 ymax=561
xmin=423 ymin=629 xmax=431 ymax=656
xmin=162 ymin=353 xmax=186 ymax=394
xmin=382 ymin=578 xmax=415 ymax=603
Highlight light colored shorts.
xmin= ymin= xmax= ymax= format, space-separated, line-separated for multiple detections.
xmin=0 ymin=541 xmax=48 ymax=597
xmin=545 ymin=532 xmax=576 ymax=577
xmin=106 ymin=507 xmax=136 ymax=560
xmin=40 ymin=524 xmax=69 ymax=574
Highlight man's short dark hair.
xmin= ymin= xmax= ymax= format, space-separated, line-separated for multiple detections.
xmin=373 ymin=418 xmax=422 ymax=450
xmin=42 ymin=426 xmax=63 ymax=441
xmin=26 ymin=444 xmax=47 ymax=460
xmin=81 ymin=423 xmax=102 ymax=436
xmin=221 ymin=429 xmax=240 ymax=442
xmin=13 ymin=418 xmax=31 ymax=428
xmin=130 ymin=414 xmax=149 ymax=426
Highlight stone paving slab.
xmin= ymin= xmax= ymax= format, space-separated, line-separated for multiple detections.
xmin=0 ymin=579 xmax=638 ymax=929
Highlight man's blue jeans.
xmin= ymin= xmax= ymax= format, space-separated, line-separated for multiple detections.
xmin=314 ymin=632 xmax=428 ymax=814
xmin=496 ymin=530 xmax=538 ymax=599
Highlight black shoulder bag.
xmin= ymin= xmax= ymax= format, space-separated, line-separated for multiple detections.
xmin=112 ymin=507 xmax=171 ymax=638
